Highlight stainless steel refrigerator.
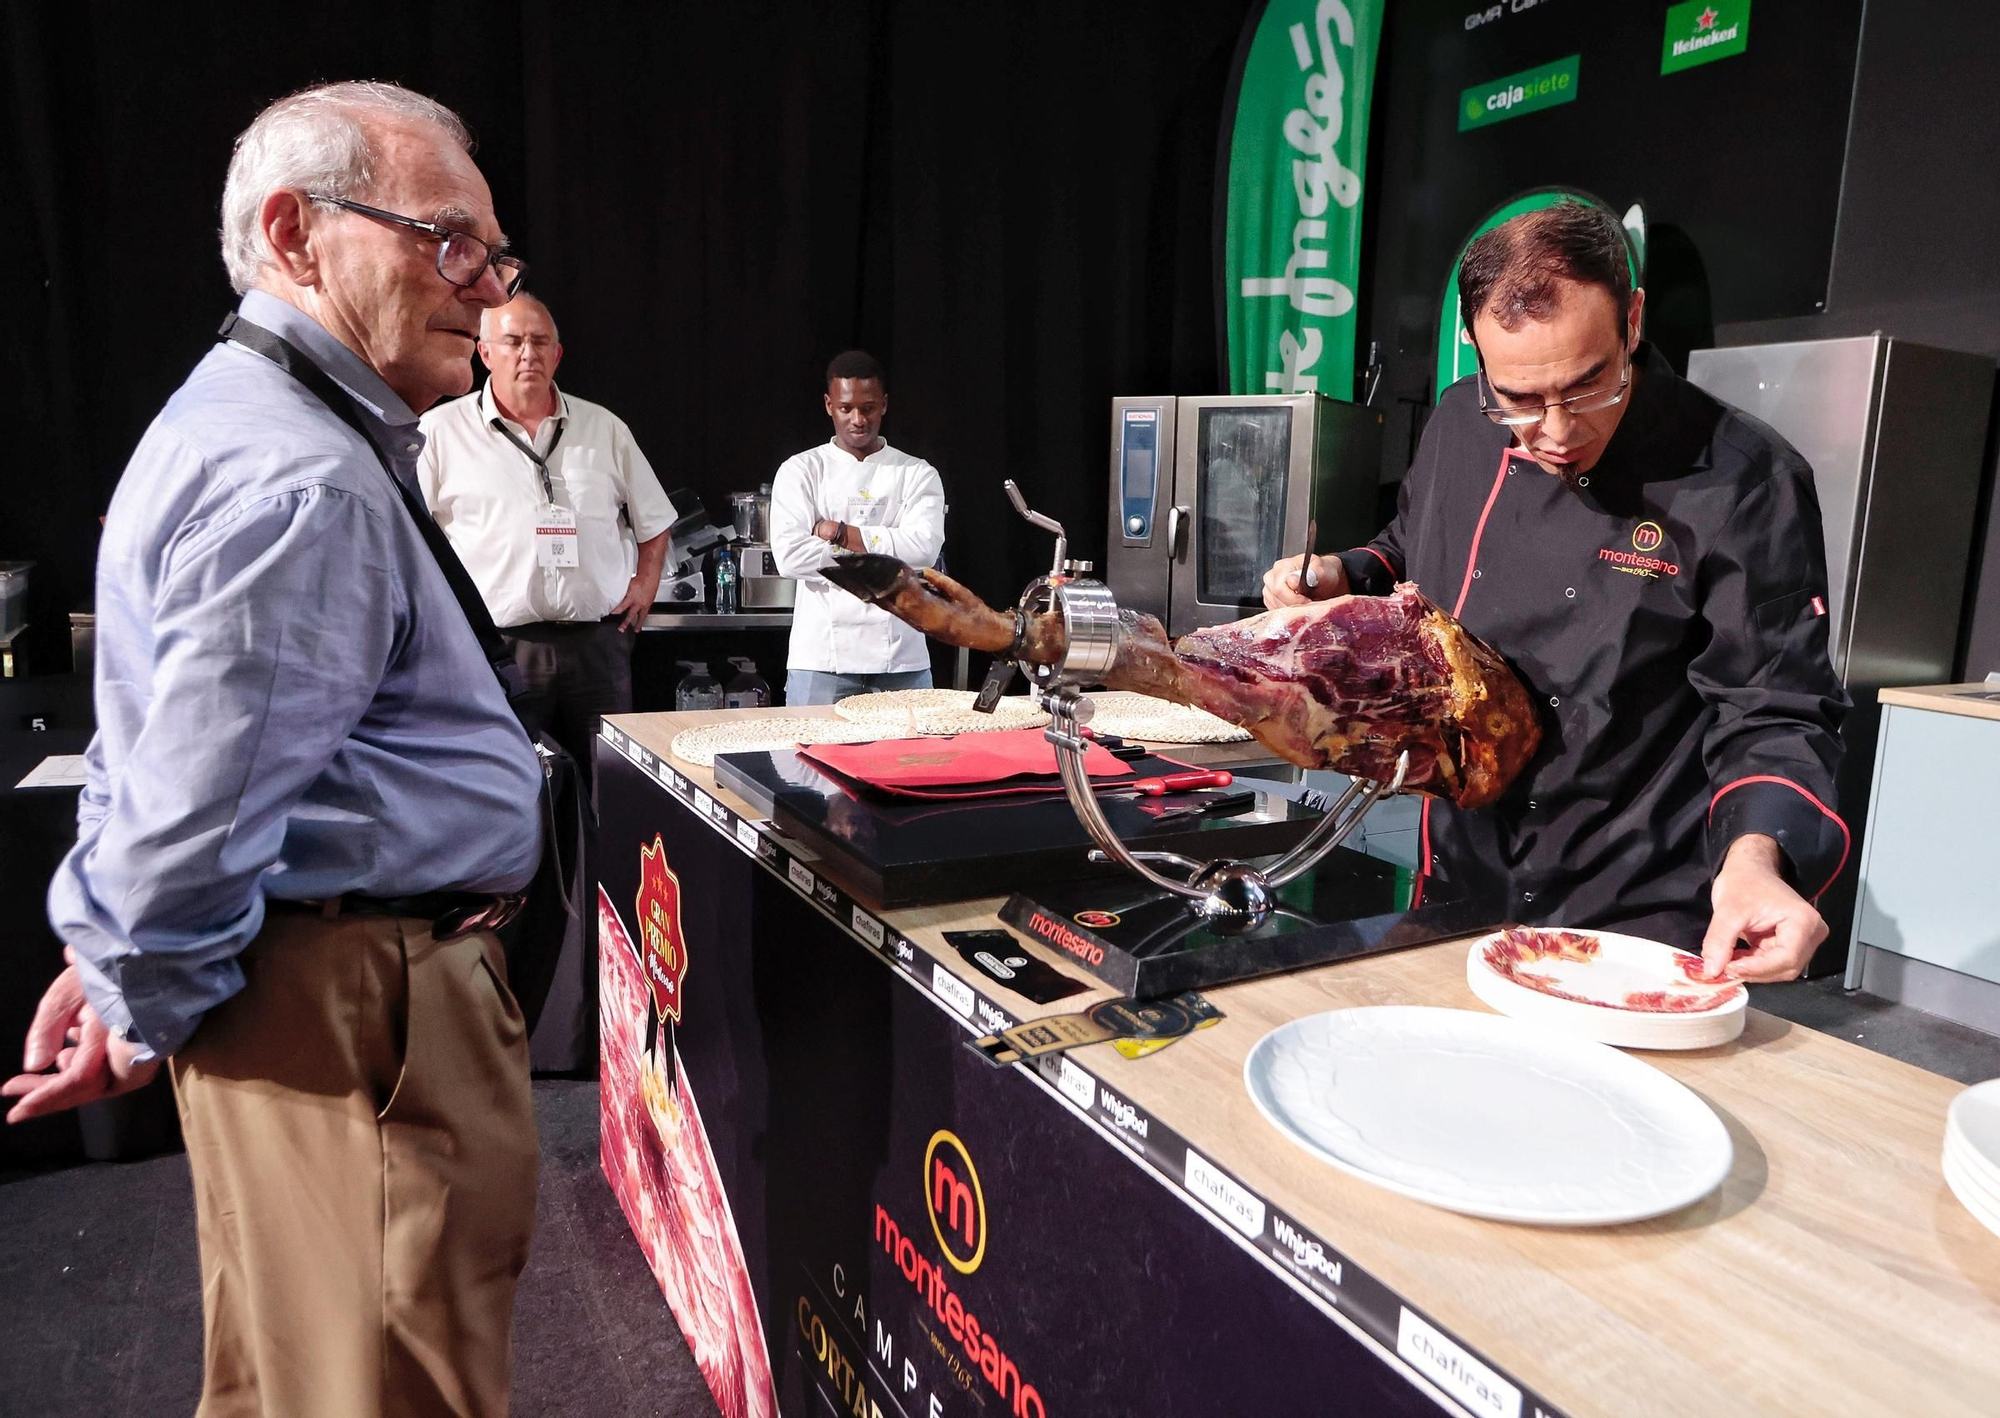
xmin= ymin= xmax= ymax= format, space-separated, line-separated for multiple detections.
xmin=1686 ymin=335 xmax=1993 ymax=973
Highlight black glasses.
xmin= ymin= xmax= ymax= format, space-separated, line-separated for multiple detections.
xmin=1478 ymin=351 xmax=1631 ymax=427
xmin=307 ymin=194 xmax=527 ymax=298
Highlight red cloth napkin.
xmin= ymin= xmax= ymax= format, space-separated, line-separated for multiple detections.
xmin=800 ymin=729 xmax=1133 ymax=798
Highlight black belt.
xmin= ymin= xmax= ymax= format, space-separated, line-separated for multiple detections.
xmin=274 ymin=890 xmax=525 ymax=939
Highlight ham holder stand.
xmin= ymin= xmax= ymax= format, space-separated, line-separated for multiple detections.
xmin=987 ymin=482 xmax=1498 ymax=998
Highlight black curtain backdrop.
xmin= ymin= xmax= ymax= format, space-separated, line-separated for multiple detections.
xmin=5 ymin=2 xmax=1252 ymax=675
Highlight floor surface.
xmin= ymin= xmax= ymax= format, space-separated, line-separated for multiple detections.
xmin=0 ymin=1080 xmax=721 ymax=1418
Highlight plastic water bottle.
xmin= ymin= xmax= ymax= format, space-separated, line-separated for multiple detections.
xmin=674 ymin=661 xmax=725 ymax=710
xmin=724 ymin=656 xmax=770 ymax=708
xmin=713 ymin=543 xmax=739 ymax=614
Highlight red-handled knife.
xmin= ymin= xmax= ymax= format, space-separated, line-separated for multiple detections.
xmin=1099 ymin=769 xmax=1234 ymax=796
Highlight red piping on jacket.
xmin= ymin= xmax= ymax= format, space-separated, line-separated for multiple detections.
xmin=1361 ymin=546 xmax=1396 ymax=582
xmin=1418 ymin=446 xmax=1529 ymax=900
xmin=1412 ymin=797 xmax=1433 ymax=907
xmin=1450 ymin=448 xmax=1531 ymax=618
xmin=1708 ymin=775 xmax=1852 ymax=901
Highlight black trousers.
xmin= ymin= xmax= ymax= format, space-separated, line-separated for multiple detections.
xmin=499 ymin=619 xmax=635 ymax=779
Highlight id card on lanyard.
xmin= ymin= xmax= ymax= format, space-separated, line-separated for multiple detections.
xmin=491 ymin=415 xmax=577 ymax=569
xmin=537 ymin=505 xmax=579 ymax=568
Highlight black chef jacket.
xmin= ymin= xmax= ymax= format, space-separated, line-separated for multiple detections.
xmin=1336 ymin=345 xmax=1851 ymax=949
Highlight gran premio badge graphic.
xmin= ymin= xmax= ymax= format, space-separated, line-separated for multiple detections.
xmin=636 ymin=834 xmax=689 ymax=1024
xmin=1662 ymin=0 xmax=1750 ymax=75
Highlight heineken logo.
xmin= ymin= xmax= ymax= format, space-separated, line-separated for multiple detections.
xmin=1458 ymin=54 xmax=1580 ymax=132
xmin=1661 ymin=0 xmax=1750 ymax=74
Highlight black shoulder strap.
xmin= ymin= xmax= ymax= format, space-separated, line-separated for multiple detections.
xmin=217 ymin=312 xmax=520 ymax=694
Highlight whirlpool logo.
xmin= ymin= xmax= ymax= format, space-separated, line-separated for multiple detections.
xmin=924 ymin=1130 xmax=987 ymax=1275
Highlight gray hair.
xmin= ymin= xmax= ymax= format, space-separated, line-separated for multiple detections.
xmin=219 ymin=81 xmax=472 ymax=295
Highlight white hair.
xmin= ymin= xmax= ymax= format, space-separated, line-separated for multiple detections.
xmin=219 ymin=81 xmax=472 ymax=295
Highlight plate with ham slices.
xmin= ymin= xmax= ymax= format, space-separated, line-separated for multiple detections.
xmin=1466 ymin=925 xmax=1748 ymax=1051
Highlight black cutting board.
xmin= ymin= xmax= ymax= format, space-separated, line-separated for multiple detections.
xmin=712 ymin=746 xmax=1322 ymax=910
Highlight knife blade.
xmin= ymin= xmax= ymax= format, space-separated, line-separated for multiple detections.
xmin=1300 ymin=517 xmax=1318 ymax=591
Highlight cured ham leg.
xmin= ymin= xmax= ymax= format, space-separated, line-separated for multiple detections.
xmin=819 ymin=554 xmax=1540 ymax=809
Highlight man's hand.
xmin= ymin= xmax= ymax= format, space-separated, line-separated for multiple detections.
xmin=4 ymin=950 xmax=161 ymax=1124
xmin=814 ymin=519 xmax=861 ymax=552
xmin=1261 ymin=553 xmax=1347 ymax=609
xmin=1699 ymin=835 xmax=1828 ymax=983
xmin=611 ymin=570 xmax=661 ymax=631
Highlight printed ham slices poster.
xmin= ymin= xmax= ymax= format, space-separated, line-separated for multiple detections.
xmin=599 ymin=882 xmax=778 ymax=1418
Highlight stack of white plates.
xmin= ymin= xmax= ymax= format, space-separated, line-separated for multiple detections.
xmin=1244 ymin=1006 xmax=1734 ymax=1225
xmin=1943 ymin=1079 xmax=2000 ymax=1238
xmin=1465 ymin=926 xmax=1747 ymax=1050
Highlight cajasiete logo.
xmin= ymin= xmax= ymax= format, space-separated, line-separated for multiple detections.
xmin=1457 ymin=53 xmax=1580 ymax=132
xmin=924 ymin=1130 xmax=987 ymax=1275
xmin=1631 ymin=521 xmax=1664 ymax=553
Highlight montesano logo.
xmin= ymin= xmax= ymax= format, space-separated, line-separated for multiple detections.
xmin=1459 ymin=54 xmax=1579 ymax=131
xmin=1597 ymin=520 xmax=1681 ymax=580
xmin=635 ymin=835 xmax=688 ymax=1023
xmin=1662 ymin=0 xmax=1750 ymax=75
xmin=1029 ymin=910 xmax=1106 ymax=966
xmin=924 ymin=1130 xmax=987 ymax=1274
xmin=875 ymin=1131 xmax=1045 ymax=1418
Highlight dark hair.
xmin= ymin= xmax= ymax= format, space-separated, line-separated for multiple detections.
xmin=1458 ymin=200 xmax=1631 ymax=338
xmin=826 ymin=349 xmax=886 ymax=391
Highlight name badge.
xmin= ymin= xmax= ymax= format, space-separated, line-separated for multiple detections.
xmin=536 ymin=505 xmax=580 ymax=568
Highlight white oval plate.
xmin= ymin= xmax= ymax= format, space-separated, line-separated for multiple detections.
xmin=1466 ymin=927 xmax=1747 ymax=1051
xmin=1244 ymin=1005 xmax=1734 ymax=1226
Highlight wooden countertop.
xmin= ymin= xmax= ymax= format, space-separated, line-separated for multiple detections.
xmin=609 ymin=708 xmax=2000 ymax=1418
xmin=1878 ymin=682 xmax=2000 ymax=723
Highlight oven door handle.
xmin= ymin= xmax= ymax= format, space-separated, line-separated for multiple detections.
xmin=1166 ymin=504 xmax=1189 ymax=559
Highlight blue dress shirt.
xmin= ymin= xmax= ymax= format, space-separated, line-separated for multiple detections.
xmin=48 ymin=291 xmax=545 ymax=1061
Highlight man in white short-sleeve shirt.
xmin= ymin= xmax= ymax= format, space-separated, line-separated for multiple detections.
xmin=769 ymin=350 xmax=946 ymax=705
xmin=418 ymin=292 xmax=676 ymax=767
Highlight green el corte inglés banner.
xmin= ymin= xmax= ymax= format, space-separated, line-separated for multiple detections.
xmin=1221 ymin=0 xmax=1383 ymax=397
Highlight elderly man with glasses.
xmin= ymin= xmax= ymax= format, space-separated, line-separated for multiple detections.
xmin=6 ymin=82 xmax=544 ymax=1416
xmin=1263 ymin=199 xmax=1849 ymax=985
xmin=416 ymin=290 xmax=676 ymax=781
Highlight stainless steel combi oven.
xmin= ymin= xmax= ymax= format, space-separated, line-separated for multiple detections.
xmin=1104 ymin=393 xmax=1383 ymax=638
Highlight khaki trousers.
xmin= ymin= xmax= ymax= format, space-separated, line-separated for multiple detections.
xmin=170 ymin=910 xmax=539 ymax=1418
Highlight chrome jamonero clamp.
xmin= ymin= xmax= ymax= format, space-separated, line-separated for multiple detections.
xmin=999 ymin=480 xmax=1407 ymax=929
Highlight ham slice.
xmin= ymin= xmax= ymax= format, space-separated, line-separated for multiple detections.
xmin=819 ymin=556 xmax=1541 ymax=809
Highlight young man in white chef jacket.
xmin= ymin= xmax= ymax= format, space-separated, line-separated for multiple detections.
xmin=769 ymin=350 xmax=946 ymax=705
